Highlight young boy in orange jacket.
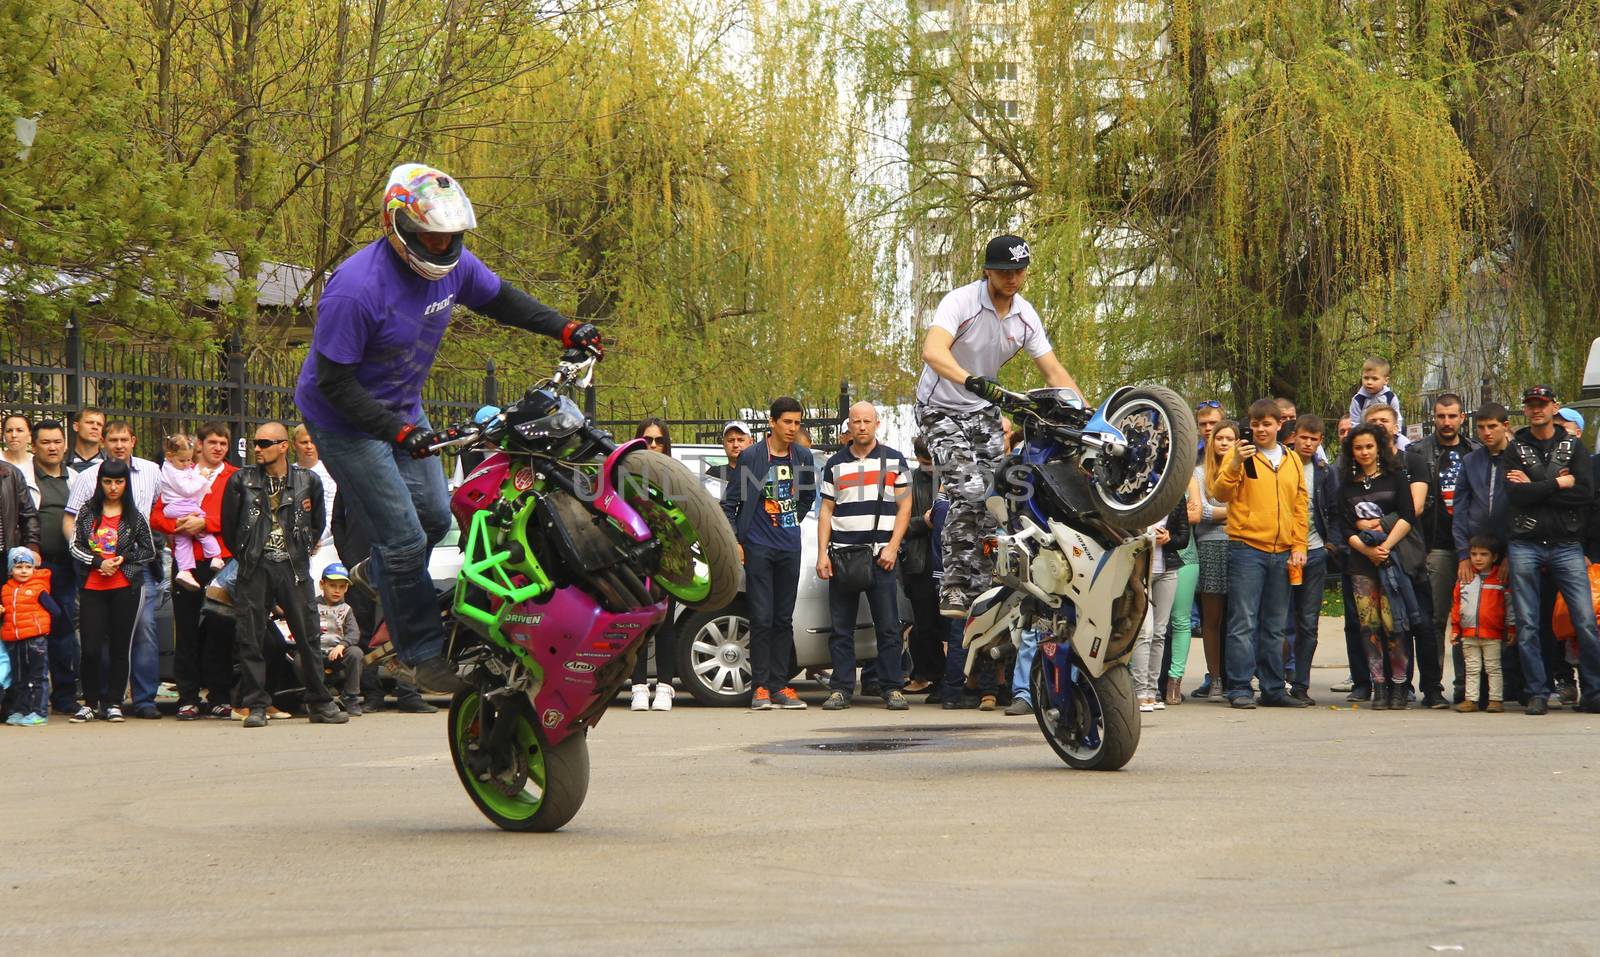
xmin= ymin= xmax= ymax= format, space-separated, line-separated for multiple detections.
xmin=3 ymin=547 xmax=62 ymax=726
xmin=1450 ymin=534 xmax=1514 ymax=713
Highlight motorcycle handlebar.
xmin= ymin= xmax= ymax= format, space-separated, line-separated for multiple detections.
xmin=425 ymin=347 xmax=603 ymax=453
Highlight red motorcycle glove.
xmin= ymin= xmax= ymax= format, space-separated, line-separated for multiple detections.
xmin=561 ymin=321 xmax=603 ymax=357
xmin=394 ymin=423 xmax=436 ymax=459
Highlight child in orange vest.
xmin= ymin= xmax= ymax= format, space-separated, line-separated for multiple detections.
xmin=1450 ymin=535 xmax=1514 ymax=714
xmin=3 ymin=547 xmax=62 ymax=726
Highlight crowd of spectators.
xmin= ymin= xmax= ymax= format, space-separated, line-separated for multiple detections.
xmin=4 ymin=362 xmax=1599 ymax=727
xmin=0 ymin=410 xmax=439 ymax=727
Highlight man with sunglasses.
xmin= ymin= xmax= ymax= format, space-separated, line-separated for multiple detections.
xmin=220 ymin=423 xmax=346 ymax=728
xmin=295 ymin=164 xmax=600 ymax=693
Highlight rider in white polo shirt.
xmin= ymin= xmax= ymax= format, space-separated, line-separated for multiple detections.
xmin=916 ymin=235 xmax=1080 ymax=616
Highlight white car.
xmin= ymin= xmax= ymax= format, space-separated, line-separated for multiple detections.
xmin=653 ymin=444 xmax=911 ymax=707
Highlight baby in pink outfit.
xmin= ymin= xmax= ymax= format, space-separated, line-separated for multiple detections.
xmin=160 ymin=435 xmax=222 ymax=590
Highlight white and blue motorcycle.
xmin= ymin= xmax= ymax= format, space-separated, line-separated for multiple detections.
xmin=960 ymin=382 xmax=1195 ymax=770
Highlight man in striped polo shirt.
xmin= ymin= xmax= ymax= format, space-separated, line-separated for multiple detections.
xmin=817 ymin=402 xmax=913 ymax=710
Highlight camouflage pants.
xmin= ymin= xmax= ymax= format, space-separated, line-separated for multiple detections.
xmin=918 ymin=405 xmax=1004 ymax=607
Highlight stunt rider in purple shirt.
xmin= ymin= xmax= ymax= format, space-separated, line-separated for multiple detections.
xmin=296 ymin=163 xmax=601 ymax=693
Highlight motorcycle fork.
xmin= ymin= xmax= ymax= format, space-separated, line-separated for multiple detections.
xmin=469 ymin=691 xmax=534 ymax=779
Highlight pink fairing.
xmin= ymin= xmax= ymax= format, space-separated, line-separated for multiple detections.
xmin=591 ymin=439 xmax=653 ymax=542
xmin=451 ymin=451 xmax=511 ymax=529
xmin=500 ymin=584 xmax=668 ymax=745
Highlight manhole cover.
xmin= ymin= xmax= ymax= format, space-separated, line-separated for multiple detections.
xmin=807 ymin=737 xmax=931 ymax=753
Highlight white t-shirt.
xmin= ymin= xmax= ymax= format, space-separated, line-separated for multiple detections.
xmin=309 ymin=460 xmax=337 ymax=547
xmin=1301 ymin=457 xmax=1323 ymax=551
xmin=915 ymin=279 xmax=1053 ymax=414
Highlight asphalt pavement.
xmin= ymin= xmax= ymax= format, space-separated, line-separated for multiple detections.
xmin=5 ymin=622 xmax=1599 ymax=956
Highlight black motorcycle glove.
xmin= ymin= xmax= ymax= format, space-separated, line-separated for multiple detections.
xmin=394 ymin=423 xmax=438 ymax=459
xmin=561 ymin=321 xmax=603 ymax=357
xmin=965 ymin=375 xmax=1005 ymax=405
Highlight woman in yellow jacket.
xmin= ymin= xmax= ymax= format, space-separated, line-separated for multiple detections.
xmin=1209 ymin=399 xmax=1309 ymax=709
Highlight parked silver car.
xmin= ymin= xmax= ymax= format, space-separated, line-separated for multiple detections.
xmin=652 ymin=444 xmax=911 ymax=707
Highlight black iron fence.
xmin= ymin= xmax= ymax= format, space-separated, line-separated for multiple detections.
xmin=1 ymin=322 xmax=854 ymax=462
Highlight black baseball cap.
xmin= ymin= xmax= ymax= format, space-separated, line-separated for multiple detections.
xmin=983 ymin=234 xmax=1031 ymax=270
xmin=1521 ymin=385 xmax=1557 ymax=404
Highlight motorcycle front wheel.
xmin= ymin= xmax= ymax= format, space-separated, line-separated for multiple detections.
xmin=615 ymin=449 xmax=741 ymax=610
xmin=1032 ymin=656 xmax=1140 ymax=771
xmin=448 ymin=690 xmax=590 ymax=832
xmin=1089 ymin=385 xmax=1196 ymax=529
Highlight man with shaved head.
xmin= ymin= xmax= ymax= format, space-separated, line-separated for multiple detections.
xmin=816 ymin=401 xmax=913 ymax=710
xmin=220 ymin=422 xmax=346 ymax=728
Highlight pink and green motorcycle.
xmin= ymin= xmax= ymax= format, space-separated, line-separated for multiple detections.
xmin=422 ymin=349 xmax=739 ymax=831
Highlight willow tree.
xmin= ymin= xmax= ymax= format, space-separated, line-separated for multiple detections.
xmin=859 ymin=0 xmax=1600 ymax=413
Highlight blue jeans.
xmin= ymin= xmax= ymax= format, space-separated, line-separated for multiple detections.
xmin=1507 ymin=541 xmax=1600 ymax=705
xmin=127 ymin=571 xmax=162 ymax=709
xmin=744 ymin=543 xmax=800 ymax=695
xmin=1224 ymin=542 xmax=1291 ymax=701
xmin=827 ymin=563 xmax=905 ymax=695
xmin=942 ymin=617 xmax=997 ymax=696
xmin=43 ymin=559 xmax=80 ymax=712
xmin=1290 ymin=548 xmax=1328 ymax=693
xmin=309 ymin=418 xmax=452 ymax=666
xmin=1011 ymin=627 xmax=1039 ymax=705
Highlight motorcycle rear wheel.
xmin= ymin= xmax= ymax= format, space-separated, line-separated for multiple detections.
xmin=1032 ymin=656 xmax=1140 ymax=771
xmin=616 ymin=449 xmax=741 ymax=610
xmin=1089 ymin=385 xmax=1196 ymax=529
xmin=448 ymin=690 xmax=590 ymax=832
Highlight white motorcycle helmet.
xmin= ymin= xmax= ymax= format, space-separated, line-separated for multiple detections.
xmin=381 ymin=164 xmax=477 ymax=281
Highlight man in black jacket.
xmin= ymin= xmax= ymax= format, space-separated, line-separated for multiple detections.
xmin=1288 ymin=416 xmax=1339 ymax=704
xmin=0 ymin=458 xmax=40 ymax=562
xmin=1504 ymin=386 xmax=1600 ymax=715
xmin=1406 ymin=393 xmax=1478 ymax=706
xmin=722 ymin=397 xmax=817 ymax=710
xmin=899 ymin=437 xmax=942 ymax=695
xmin=221 ymin=422 xmax=346 ymax=729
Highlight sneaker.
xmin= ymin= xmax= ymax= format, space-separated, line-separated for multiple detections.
xmin=630 ymin=684 xmax=651 ymax=712
xmin=1455 ymin=700 xmax=1478 ymax=713
xmin=398 ymin=656 xmax=467 ymax=694
xmin=1525 ymin=696 xmax=1548 ymax=716
xmin=1152 ymin=697 xmax=1166 ymax=711
xmin=1190 ymin=676 xmax=1214 ymax=699
xmin=395 ymin=699 xmax=438 ymax=714
xmin=1485 ymin=699 xmax=1504 ymax=713
xmin=775 ymin=687 xmax=807 ymax=710
xmin=822 ymin=691 xmax=850 ymax=711
xmin=1260 ymin=694 xmax=1308 ymax=708
xmin=1556 ymin=679 xmax=1579 ymax=707
xmin=1229 ymin=696 xmax=1256 ymax=710
xmin=104 ymin=706 xmax=125 ymax=723
xmin=19 ymin=713 xmax=47 ymax=727
xmin=69 ymin=706 xmax=96 ymax=723
xmin=1346 ymin=687 xmax=1372 ymax=702
xmin=209 ymin=704 xmax=233 ymax=720
xmin=750 ymin=688 xmax=773 ymax=711
xmin=309 ymin=703 xmax=350 ymax=724
xmin=650 ymin=685 xmax=674 ymax=712
xmin=5 ymin=713 xmax=23 ymax=726
xmin=1546 ymin=693 xmax=1564 ymax=711
xmin=177 ymin=704 xmax=201 ymax=721
xmin=1138 ymin=698 xmax=1155 ymax=713
xmin=348 ymin=558 xmax=378 ymax=598
xmin=342 ymin=697 xmax=364 ymax=717
xmin=942 ymin=693 xmax=978 ymax=710
xmin=1330 ymin=679 xmax=1355 ymax=693
xmin=1003 ymin=697 xmax=1032 ymax=716
xmin=174 ymin=569 xmax=202 ymax=591
xmin=267 ymin=707 xmax=293 ymax=720
xmin=1422 ymin=693 xmax=1449 ymax=710
xmin=884 ymin=690 xmax=909 ymax=711
xmin=978 ymin=694 xmax=997 ymax=712
xmin=232 ymin=708 xmax=249 ymax=722
xmin=938 ymin=602 xmax=970 ymax=619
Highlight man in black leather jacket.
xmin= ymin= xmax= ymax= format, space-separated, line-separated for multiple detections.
xmin=0 ymin=458 xmax=41 ymax=561
xmin=220 ymin=422 xmax=346 ymax=728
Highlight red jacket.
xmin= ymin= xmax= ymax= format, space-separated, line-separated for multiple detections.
xmin=2 ymin=567 xmax=54 ymax=642
xmin=1451 ymin=566 xmax=1512 ymax=641
xmin=150 ymin=462 xmax=237 ymax=560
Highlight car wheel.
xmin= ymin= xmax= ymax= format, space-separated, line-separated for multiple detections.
xmin=675 ymin=601 xmax=753 ymax=707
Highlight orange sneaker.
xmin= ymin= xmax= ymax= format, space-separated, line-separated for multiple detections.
xmin=750 ymin=688 xmax=773 ymax=711
xmin=775 ymin=687 xmax=808 ymax=710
